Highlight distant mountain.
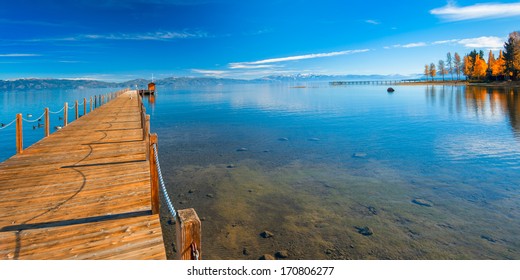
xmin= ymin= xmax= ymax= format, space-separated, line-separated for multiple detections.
xmin=0 ymin=78 xmax=118 ymax=90
xmin=0 ymin=74 xmax=421 ymax=90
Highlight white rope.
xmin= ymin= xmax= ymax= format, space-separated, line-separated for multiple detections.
xmin=68 ymin=104 xmax=75 ymax=110
xmin=49 ymin=106 xmax=65 ymax=114
xmin=152 ymin=143 xmax=177 ymax=218
xmin=0 ymin=118 xmax=17 ymax=130
xmin=22 ymin=111 xmax=46 ymax=123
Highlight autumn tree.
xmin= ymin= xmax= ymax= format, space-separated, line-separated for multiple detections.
xmin=438 ymin=60 xmax=446 ymax=81
xmin=504 ymin=31 xmax=520 ymax=80
xmin=424 ymin=64 xmax=430 ymax=81
xmin=473 ymin=54 xmax=487 ymax=80
xmin=487 ymin=50 xmax=496 ymax=80
xmin=454 ymin=52 xmax=462 ymax=80
xmin=463 ymin=55 xmax=473 ymax=80
xmin=492 ymin=50 xmax=506 ymax=79
xmin=429 ymin=63 xmax=436 ymax=81
xmin=446 ymin=52 xmax=453 ymax=80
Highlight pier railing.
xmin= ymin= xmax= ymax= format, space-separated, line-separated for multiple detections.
xmin=0 ymin=89 xmax=129 ymax=155
xmin=138 ymin=94 xmax=202 ymax=260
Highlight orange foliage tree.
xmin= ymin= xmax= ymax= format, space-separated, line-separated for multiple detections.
xmin=473 ymin=54 xmax=487 ymax=80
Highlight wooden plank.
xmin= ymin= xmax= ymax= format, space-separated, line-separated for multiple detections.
xmin=0 ymin=215 xmax=165 ymax=260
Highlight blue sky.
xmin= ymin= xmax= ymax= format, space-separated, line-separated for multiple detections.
xmin=1 ymin=0 xmax=519 ymax=81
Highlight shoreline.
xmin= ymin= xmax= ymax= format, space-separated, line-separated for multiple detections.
xmin=397 ymin=80 xmax=520 ymax=88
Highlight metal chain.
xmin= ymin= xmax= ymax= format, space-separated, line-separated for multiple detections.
xmin=0 ymin=118 xmax=17 ymax=130
xmin=49 ymin=106 xmax=65 ymax=114
xmin=22 ymin=111 xmax=46 ymax=123
xmin=152 ymin=143 xmax=177 ymax=218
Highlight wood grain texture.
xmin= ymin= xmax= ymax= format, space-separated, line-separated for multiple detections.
xmin=0 ymin=90 xmax=166 ymax=260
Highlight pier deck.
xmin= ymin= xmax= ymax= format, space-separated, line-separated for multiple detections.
xmin=0 ymin=90 xmax=166 ymax=260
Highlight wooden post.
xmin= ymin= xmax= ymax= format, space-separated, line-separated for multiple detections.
xmin=64 ymin=102 xmax=68 ymax=127
xmin=90 ymin=97 xmax=93 ymax=112
xmin=16 ymin=113 xmax=23 ymax=154
xmin=176 ymin=208 xmax=202 ymax=260
xmin=102 ymin=95 xmax=105 ymax=105
xmin=44 ymin=108 xmax=50 ymax=137
xmin=94 ymin=95 xmax=97 ymax=108
xmin=149 ymin=133 xmax=160 ymax=215
xmin=83 ymin=98 xmax=87 ymax=116
xmin=75 ymin=100 xmax=79 ymax=120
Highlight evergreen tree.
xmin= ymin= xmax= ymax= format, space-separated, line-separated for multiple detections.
xmin=504 ymin=31 xmax=520 ymax=80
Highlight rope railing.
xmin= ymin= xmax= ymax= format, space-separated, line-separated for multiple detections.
xmin=0 ymin=88 xmax=130 ymax=155
xmin=152 ymin=143 xmax=177 ymax=218
xmin=49 ymin=106 xmax=65 ymax=115
xmin=0 ymin=118 xmax=17 ymax=130
xmin=22 ymin=111 xmax=46 ymax=123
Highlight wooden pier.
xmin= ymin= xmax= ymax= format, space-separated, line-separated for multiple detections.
xmin=0 ymin=90 xmax=200 ymax=260
xmin=329 ymin=79 xmax=421 ymax=86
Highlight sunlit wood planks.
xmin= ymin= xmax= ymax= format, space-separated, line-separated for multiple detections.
xmin=0 ymin=90 xmax=166 ymax=260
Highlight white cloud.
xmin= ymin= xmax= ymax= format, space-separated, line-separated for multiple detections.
xmin=191 ymin=69 xmax=228 ymax=76
xmin=432 ymin=39 xmax=460 ymax=45
xmin=28 ymin=31 xmax=207 ymax=42
xmin=0 ymin=53 xmax=41 ymax=57
xmin=402 ymin=42 xmax=427 ymax=48
xmin=230 ymin=49 xmax=369 ymax=68
xmin=387 ymin=36 xmax=504 ymax=50
xmin=389 ymin=42 xmax=427 ymax=48
xmin=458 ymin=36 xmax=504 ymax=49
xmin=430 ymin=2 xmax=520 ymax=21
xmin=228 ymin=64 xmax=275 ymax=69
xmin=365 ymin=19 xmax=380 ymax=25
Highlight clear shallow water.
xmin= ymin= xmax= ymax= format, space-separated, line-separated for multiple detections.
xmin=1 ymin=84 xmax=519 ymax=259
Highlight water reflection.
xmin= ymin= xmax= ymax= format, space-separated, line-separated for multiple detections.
xmin=425 ymin=86 xmax=520 ymax=138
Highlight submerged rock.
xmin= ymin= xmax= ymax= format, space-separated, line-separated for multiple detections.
xmin=367 ymin=206 xmax=378 ymax=215
xmin=236 ymin=147 xmax=248 ymax=152
xmin=481 ymin=235 xmax=497 ymax=243
xmin=308 ymin=137 xmax=320 ymax=142
xmin=387 ymin=87 xmax=395 ymax=93
xmin=226 ymin=164 xmax=235 ymax=169
xmin=206 ymin=194 xmax=214 ymax=198
xmin=260 ymin=230 xmax=274 ymax=238
xmin=259 ymin=254 xmax=275 ymax=260
xmin=243 ymin=248 xmax=249 ymax=255
xmin=275 ymin=250 xmax=289 ymax=258
xmin=352 ymin=152 xmax=367 ymax=158
xmin=355 ymin=226 xmax=373 ymax=236
xmin=278 ymin=137 xmax=289 ymax=141
xmin=412 ymin=198 xmax=433 ymax=207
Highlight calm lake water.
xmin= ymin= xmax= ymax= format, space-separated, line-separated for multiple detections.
xmin=1 ymin=84 xmax=520 ymax=259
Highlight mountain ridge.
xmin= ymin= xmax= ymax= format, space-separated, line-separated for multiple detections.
xmin=0 ymin=74 xmax=421 ymax=90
